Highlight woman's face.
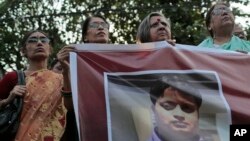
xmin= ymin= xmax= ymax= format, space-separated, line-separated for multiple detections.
xmin=84 ymin=17 xmax=109 ymax=43
xmin=149 ymin=15 xmax=171 ymax=42
xmin=209 ymin=4 xmax=235 ymax=33
xmin=22 ymin=32 xmax=51 ymax=60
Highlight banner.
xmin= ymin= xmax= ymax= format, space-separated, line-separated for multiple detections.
xmin=70 ymin=41 xmax=250 ymax=141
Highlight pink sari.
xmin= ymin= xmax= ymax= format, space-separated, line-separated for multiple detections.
xmin=15 ymin=69 xmax=67 ymax=141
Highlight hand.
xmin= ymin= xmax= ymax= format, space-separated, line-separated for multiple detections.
xmin=57 ymin=46 xmax=76 ymax=72
xmin=236 ymin=50 xmax=248 ymax=54
xmin=166 ymin=39 xmax=176 ymax=46
xmin=5 ymin=85 xmax=26 ymax=105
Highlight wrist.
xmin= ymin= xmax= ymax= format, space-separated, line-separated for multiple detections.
xmin=62 ymin=68 xmax=69 ymax=74
xmin=61 ymin=89 xmax=72 ymax=97
xmin=0 ymin=99 xmax=7 ymax=108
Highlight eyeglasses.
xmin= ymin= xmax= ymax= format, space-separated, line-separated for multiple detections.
xmin=26 ymin=37 xmax=50 ymax=44
xmin=212 ymin=7 xmax=232 ymax=16
xmin=150 ymin=21 xmax=169 ymax=28
xmin=88 ymin=22 xmax=109 ymax=29
xmin=159 ymin=101 xmax=197 ymax=113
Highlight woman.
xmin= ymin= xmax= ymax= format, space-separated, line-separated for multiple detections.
xmin=0 ymin=30 xmax=69 ymax=141
xmin=57 ymin=14 xmax=110 ymax=141
xmin=198 ymin=2 xmax=250 ymax=52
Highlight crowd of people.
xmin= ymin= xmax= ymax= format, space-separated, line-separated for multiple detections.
xmin=0 ymin=1 xmax=250 ymax=141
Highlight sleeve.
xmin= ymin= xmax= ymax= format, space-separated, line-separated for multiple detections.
xmin=0 ymin=71 xmax=18 ymax=99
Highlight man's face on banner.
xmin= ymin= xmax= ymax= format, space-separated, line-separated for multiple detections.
xmin=154 ymin=87 xmax=199 ymax=140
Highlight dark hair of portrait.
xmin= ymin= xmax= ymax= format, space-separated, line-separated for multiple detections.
xmin=149 ymin=79 xmax=202 ymax=109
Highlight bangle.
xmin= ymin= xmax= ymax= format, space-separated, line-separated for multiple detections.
xmin=61 ymin=90 xmax=72 ymax=97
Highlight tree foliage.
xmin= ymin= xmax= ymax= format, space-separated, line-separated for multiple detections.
xmin=0 ymin=0 xmax=249 ymax=75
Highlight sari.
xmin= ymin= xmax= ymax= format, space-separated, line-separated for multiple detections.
xmin=15 ymin=69 xmax=67 ymax=141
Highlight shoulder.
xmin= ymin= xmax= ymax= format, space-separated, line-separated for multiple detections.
xmin=231 ymin=36 xmax=250 ymax=51
xmin=0 ymin=71 xmax=18 ymax=99
xmin=1 ymin=71 xmax=18 ymax=83
xmin=232 ymin=36 xmax=249 ymax=44
xmin=198 ymin=37 xmax=213 ymax=47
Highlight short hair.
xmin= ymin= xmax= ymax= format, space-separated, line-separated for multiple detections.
xmin=20 ymin=30 xmax=50 ymax=49
xmin=149 ymin=77 xmax=202 ymax=109
xmin=205 ymin=2 xmax=231 ymax=37
xmin=81 ymin=14 xmax=109 ymax=42
xmin=136 ymin=12 xmax=171 ymax=43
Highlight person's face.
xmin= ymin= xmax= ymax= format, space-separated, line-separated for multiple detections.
xmin=149 ymin=16 xmax=171 ymax=42
xmin=154 ymin=87 xmax=199 ymax=140
xmin=52 ymin=61 xmax=63 ymax=74
xmin=85 ymin=17 xmax=109 ymax=43
xmin=209 ymin=4 xmax=234 ymax=32
xmin=233 ymin=26 xmax=247 ymax=40
xmin=22 ymin=32 xmax=51 ymax=60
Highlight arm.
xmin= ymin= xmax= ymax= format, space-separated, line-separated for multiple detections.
xmin=57 ymin=46 xmax=76 ymax=111
xmin=0 ymin=71 xmax=18 ymax=99
xmin=0 ymin=71 xmax=26 ymax=108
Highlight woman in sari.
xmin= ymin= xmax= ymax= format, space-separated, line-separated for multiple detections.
xmin=0 ymin=30 xmax=70 ymax=141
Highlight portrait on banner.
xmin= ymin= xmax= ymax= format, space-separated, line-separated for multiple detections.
xmin=104 ymin=70 xmax=231 ymax=141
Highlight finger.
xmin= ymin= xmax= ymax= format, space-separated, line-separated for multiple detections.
xmin=59 ymin=49 xmax=76 ymax=56
xmin=236 ymin=50 xmax=247 ymax=54
xmin=57 ymin=51 xmax=71 ymax=59
xmin=60 ymin=46 xmax=76 ymax=53
xmin=60 ymin=60 xmax=70 ymax=69
xmin=57 ymin=52 xmax=69 ymax=58
xmin=16 ymin=88 xmax=26 ymax=94
xmin=62 ymin=45 xmax=75 ymax=49
xmin=63 ymin=60 xmax=70 ymax=67
xmin=58 ymin=46 xmax=76 ymax=55
xmin=58 ymin=56 xmax=70 ymax=64
xmin=64 ymin=46 xmax=76 ymax=50
xmin=17 ymin=85 xmax=26 ymax=88
xmin=14 ymin=91 xmax=25 ymax=96
xmin=15 ymin=86 xmax=26 ymax=92
xmin=166 ymin=39 xmax=176 ymax=46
